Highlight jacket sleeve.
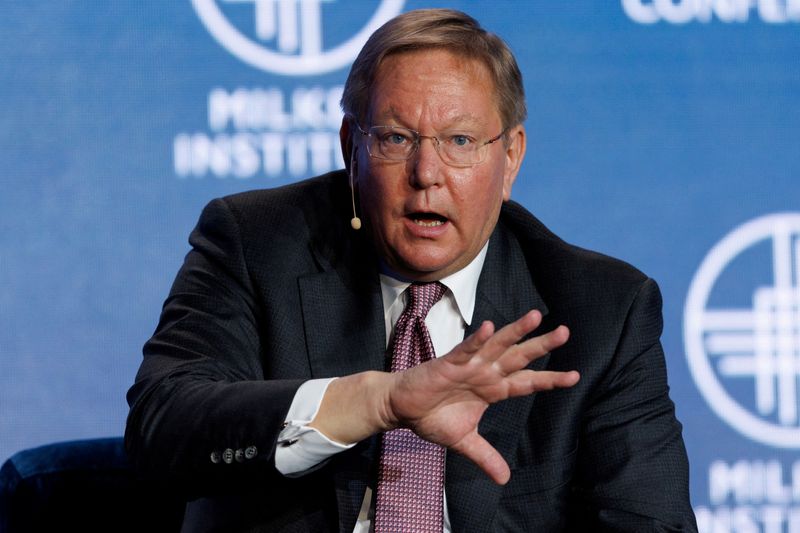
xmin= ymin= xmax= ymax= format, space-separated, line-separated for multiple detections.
xmin=124 ymin=197 xmax=305 ymax=495
xmin=569 ymin=278 xmax=698 ymax=532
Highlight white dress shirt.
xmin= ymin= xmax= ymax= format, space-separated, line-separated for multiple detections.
xmin=276 ymin=243 xmax=488 ymax=532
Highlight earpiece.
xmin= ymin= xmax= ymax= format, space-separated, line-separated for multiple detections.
xmin=349 ymin=149 xmax=361 ymax=230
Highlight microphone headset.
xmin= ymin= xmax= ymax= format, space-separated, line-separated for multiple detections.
xmin=349 ymin=148 xmax=362 ymax=230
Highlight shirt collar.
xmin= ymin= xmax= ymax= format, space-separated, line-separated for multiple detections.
xmin=379 ymin=241 xmax=489 ymax=326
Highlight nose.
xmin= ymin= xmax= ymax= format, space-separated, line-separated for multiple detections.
xmin=409 ymin=135 xmax=443 ymax=189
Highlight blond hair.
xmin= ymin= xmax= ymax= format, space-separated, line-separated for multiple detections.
xmin=341 ymin=8 xmax=526 ymax=130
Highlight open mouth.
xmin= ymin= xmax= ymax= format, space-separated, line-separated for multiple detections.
xmin=409 ymin=212 xmax=448 ymax=227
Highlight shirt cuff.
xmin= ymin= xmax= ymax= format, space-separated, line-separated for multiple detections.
xmin=275 ymin=377 xmax=355 ymax=475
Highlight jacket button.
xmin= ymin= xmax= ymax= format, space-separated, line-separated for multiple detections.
xmin=245 ymin=445 xmax=258 ymax=460
xmin=210 ymin=451 xmax=221 ymax=464
xmin=235 ymin=449 xmax=245 ymax=463
xmin=222 ymin=448 xmax=234 ymax=464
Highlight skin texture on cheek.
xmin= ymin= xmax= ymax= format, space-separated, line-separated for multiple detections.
xmin=360 ymin=159 xmax=503 ymax=281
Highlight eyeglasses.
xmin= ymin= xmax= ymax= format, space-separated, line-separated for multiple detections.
xmin=356 ymin=123 xmax=506 ymax=167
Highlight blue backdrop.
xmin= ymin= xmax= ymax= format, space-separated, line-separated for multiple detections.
xmin=2 ymin=1 xmax=799 ymax=529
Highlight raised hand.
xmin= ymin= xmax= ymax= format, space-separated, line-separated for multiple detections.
xmin=382 ymin=310 xmax=578 ymax=483
xmin=309 ymin=310 xmax=579 ymax=484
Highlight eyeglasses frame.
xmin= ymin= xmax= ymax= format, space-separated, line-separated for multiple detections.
xmin=352 ymin=119 xmax=508 ymax=168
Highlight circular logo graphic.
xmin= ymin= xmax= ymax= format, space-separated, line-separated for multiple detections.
xmin=684 ymin=213 xmax=800 ymax=448
xmin=192 ymin=0 xmax=405 ymax=76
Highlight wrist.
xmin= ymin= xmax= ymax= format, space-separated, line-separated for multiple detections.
xmin=308 ymin=370 xmax=397 ymax=443
xmin=366 ymin=370 xmax=400 ymax=432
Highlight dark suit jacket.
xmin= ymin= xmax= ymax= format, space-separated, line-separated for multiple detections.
xmin=125 ymin=170 xmax=697 ymax=532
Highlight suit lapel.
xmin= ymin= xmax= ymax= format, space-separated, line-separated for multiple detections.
xmin=297 ymin=228 xmax=386 ymax=531
xmin=446 ymin=223 xmax=551 ymax=532
xmin=298 ymin=269 xmax=385 ymax=378
xmin=297 ymin=208 xmax=387 ymax=378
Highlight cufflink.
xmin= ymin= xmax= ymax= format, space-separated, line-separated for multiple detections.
xmin=280 ymin=439 xmax=299 ymax=447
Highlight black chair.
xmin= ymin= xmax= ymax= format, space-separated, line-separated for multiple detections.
xmin=0 ymin=437 xmax=184 ymax=532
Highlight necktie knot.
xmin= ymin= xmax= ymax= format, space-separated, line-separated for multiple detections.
xmin=406 ymin=282 xmax=447 ymax=319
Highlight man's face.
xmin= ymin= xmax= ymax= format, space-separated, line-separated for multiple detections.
xmin=347 ymin=49 xmax=526 ymax=281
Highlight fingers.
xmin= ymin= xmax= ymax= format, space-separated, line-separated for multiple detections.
xmin=504 ymin=369 xmax=581 ymax=397
xmin=457 ymin=320 xmax=495 ymax=354
xmin=445 ymin=313 xmax=574 ymax=389
xmin=529 ymin=324 xmax=570 ymax=354
xmin=444 ymin=320 xmax=495 ymax=364
xmin=487 ymin=310 xmax=544 ymax=353
xmin=494 ymin=325 xmax=570 ymax=374
xmin=448 ymin=310 xmax=542 ymax=364
xmin=451 ymin=431 xmax=511 ymax=485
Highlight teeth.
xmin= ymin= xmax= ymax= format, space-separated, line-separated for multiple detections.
xmin=414 ymin=219 xmax=444 ymax=227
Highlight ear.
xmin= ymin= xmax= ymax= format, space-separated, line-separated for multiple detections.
xmin=339 ymin=116 xmax=355 ymax=174
xmin=502 ymin=124 xmax=526 ymax=201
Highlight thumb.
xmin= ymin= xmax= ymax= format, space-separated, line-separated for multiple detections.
xmin=450 ymin=431 xmax=511 ymax=485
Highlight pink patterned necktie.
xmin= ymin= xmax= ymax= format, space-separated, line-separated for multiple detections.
xmin=374 ymin=282 xmax=447 ymax=533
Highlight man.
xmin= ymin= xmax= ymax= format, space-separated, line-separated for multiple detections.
xmin=126 ymin=8 xmax=697 ymax=532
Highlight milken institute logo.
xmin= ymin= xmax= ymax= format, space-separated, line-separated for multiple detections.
xmin=192 ymin=0 xmax=405 ymax=75
xmin=685 ymin=213 xmax=800 ymax=448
